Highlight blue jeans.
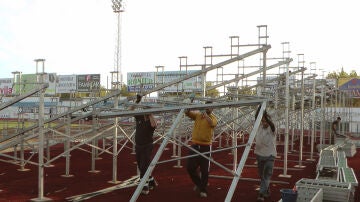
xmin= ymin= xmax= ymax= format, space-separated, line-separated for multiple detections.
xmin=256 ymin=155 xmax=275 ymax=195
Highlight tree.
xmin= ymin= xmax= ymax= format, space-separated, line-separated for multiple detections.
xmin=349 ymin=70 xmax=358 ymax=77
xmin=338 ymin=67 xmax=349 ymax=78
xmin=205 ymin=82 xmax=220 ymax=98
xmin=326 ymin=67 xmax=355 ymax=79
xmin=326 ymin=71 xmax=339 ymax=79
xmin=238 ymin=85 xmax=256 ymax=95
xmin=120 ymin=84 xmax=135 ymax=97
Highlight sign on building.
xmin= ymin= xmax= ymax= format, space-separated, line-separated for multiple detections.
xmin=13 ymin=73 xmax=57 ymax=95
xmin=127 ymin=71 xmax=202 ymax=93
xmin=76 ymin=74 xmax=101 ymax=92
xmin=56 ymin=75 xmax=77 ymax=93
xmin=46 ymin=73 xmax=57 ymax=95
xmin=0 ymin=78 xmax=13 ymax=96
xmin=127 ymin=72 xmax=155 ymax=92
xmin=156 ymin=71 xmax=201 ymax=92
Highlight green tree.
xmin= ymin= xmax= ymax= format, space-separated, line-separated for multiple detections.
xmin=326 ymin=71 xmax=339 ymax=79
xmin=339 ymin=67 xmax=349 ymax=78
xmin=206 ymin=82 xmax=220 ymax=98
xmin=120 ymin=84 xmax=135 ymax=97
xmin=349 ymin=70 xmax=358 ymax=77
xmin=326 ymin=68 xmax=356 ymax=79
xmin=238 ymin=85 xmax=256 ymax=95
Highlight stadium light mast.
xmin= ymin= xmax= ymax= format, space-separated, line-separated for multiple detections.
xmin=112 ymin=0 xmax=124 ymax=90
xmin=109 ymin=0 xmax=124 ymax=185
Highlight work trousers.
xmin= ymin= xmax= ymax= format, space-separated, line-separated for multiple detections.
xmin=135 ymin=143 xmax=154 ymax=179
xmin=256 ymin=154 xmax=275 ymax=195
xmin=187 ymin=144 xmax=211 ymax=193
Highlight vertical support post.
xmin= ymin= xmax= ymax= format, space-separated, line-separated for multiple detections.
xmin=201 ymin=65 xmax=206 ymax=97
xmin=62 ymin=113 xmax=74 ymax=177
xmin=31 ymin=58 xmax=51 ymax=201
xmin=231 ymin=88 xmax=238 ymax=171
xmin=290 ymin=95 xmax=295 ymax=151
xmin=18 ymin=136 xmax=30 ymax=171
xmin=110 ymin=97 xmax=120 ymax=183
xmin=38 ymin=76 xmax=45 ymax=199
xmin=279 ymin=53 xmax=291 ymax=178
xmin=320 ymin=75 xmax=325 ymax=146
xmin=295 ymin=55 xmax=306 ymax=167
xmin=279 ymin=42 xmax=291 ymax=178
xmin=89 ymin=112 xmax=101 ymax=174
xmin=309 ymin=75 xmax=317 ymax=161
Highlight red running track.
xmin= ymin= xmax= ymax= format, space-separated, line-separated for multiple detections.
xmin=0 ymin=138 xmax=359 ymax=202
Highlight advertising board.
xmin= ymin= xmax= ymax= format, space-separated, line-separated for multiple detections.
xmin=127 ymin=72 xmax=155 ymax=92
xmin=0 ymin=78 xmax=13 ymax=96
xmin=13 ymin=73 xmax=56 ymax=95
xmin=156 ymin=70 xmax=201 ymax=92
xmin=127 ymin=71 xmax=202 ymax=93
xmin=76 ymin=74 xmax=101 ymax=92
xmin=56 ymin=75 xmax=77 ymax=93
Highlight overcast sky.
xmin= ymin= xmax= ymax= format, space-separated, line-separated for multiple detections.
xmin=1 ymin=0 xmax=359 ymax=86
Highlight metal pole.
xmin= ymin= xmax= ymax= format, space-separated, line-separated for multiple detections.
xmin=279 ymin=60 xmax=291 ymax=178
xmin=320 ymin=76 xmax=325 ymax=147
xmin=225 ymin=101 xmax=267 ymax=201
xmin=309 ymin=75 xmax=316 ymax=161
xmin=110 ymin=0 xmax=124 ymax=184
xmin=38 ymin=78 xmax=45 ymax=199
xmin=31 ymin=59 xmax=51 ymax=201
xmin=61 ymin=114 xmax=74 ymax=177
xmin=290 ymin=94 xmax=295 ymax=151
xmin=130 ymin=110 xmax=185 ymax=202
xmin=296 ymin=67 xmax=305 ymax=167
xmin=110 ymin=95 xmax=120 ymax=183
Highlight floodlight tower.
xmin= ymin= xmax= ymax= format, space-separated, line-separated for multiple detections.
xmin=109 ymin=0 xmax=124 ymax=185
xmin=111 ymin=0 xmax=124 ymax=90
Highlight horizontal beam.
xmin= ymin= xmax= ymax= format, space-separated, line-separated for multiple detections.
xmin=208 ymin=58 xmax=292 ymax=90
xmin=98 ymin=97 xmax=268 ymax=118
xmin=129 ymin=45 xmax=271 ymax=101
xmin=0 ymin=90 xmax=121 ymax=144
xmin=237 ymin=67 xmax=305 ymax=93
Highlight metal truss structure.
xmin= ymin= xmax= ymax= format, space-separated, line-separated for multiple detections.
xmin=0 ymin=25 xmax=352 ymax=201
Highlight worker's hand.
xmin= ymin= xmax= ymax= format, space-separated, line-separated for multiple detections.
xmin=201 ymin=111 xmax=207 ymax=119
